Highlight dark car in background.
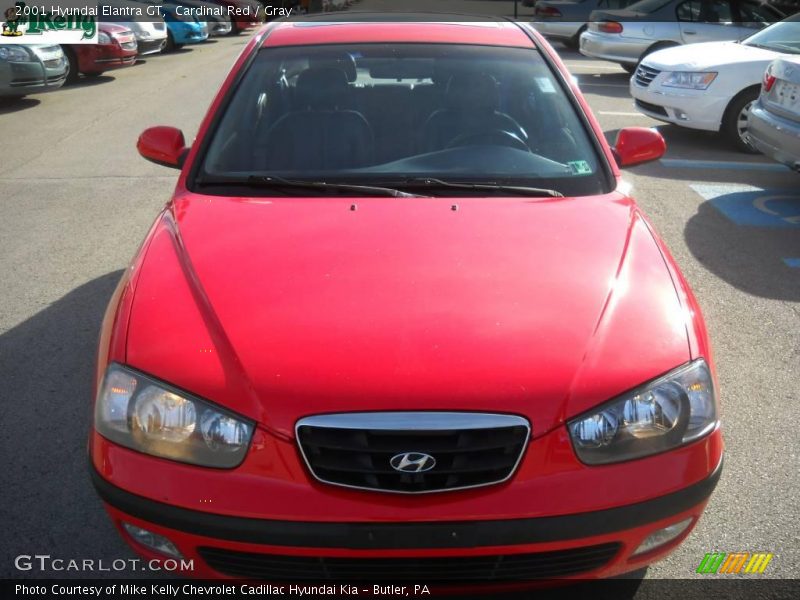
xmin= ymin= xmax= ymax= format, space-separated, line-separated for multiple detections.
xmin=0 ymin=45 xmax=68 ymax=98
xmin=62 ymin=23 xmax=138 ymax=84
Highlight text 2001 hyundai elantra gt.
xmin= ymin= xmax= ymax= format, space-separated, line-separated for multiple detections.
xmin=89 ymin=17 xmax=723 ymax=585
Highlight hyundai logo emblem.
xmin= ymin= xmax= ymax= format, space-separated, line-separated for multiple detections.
xmin=390 ymin=452 xmax=436 ymax=473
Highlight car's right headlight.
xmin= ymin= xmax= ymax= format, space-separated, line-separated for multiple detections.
xmin=95 ymin=364 xmax=254 ymax=468
xmin=568 ymin=359 xmax=718 ymax=465
xmin=662 ymin=71 xmax=718 ymax=90
xmin=97 ymin=31 xmax=112 ymax=45
xmin=0 ymin=46 xmax=33 ymax=63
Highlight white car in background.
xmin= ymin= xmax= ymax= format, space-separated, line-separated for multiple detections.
xmin=630 ymin=13 xmax=800 ymax=151
xmin=748 ymin=56 xmax=800 ymax=170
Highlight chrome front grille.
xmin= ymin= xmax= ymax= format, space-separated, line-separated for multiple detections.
xmin=296 ymin=412 xmax=530 ymax=493
xmin=634 ymin=64 xmax=661 ymax=87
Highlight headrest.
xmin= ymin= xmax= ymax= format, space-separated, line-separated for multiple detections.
xmin=446 ymin=73 xmax=500 ymax=112
xmin=295 ymin=67 xmax=350 ymax=110
xmin=309 ymin=52 xmax=358 ymax=82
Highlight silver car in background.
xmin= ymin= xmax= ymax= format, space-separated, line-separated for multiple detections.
xmin=580 ymin=0 xmax=783 ymax=72
xmin=532 ymin=0 xmax=640 ymax=49
xmin=748 ymin=55 xmax=800 ymax=170
xmin=0 ymin=45 xmax=68 ymax=99
xmin=100 ymin=0 xmax=169 ymax=55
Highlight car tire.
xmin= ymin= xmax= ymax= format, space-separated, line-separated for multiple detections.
xmin=83 ymin=71 xmax=103 ymax=78
xmin=564 ymin=26 xmax=586 ymax=51
xmin=229 ymin=21 xmax=242 ymax=36
xmin=63 ymin=47 xmax=80 ymax=85
xmin=722 ymin=87 xmax=761 ymax=154
xmin=621 ymin=63 xmax=637 ymax=74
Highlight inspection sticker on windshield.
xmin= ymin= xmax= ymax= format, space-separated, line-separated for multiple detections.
xmin=535 ymin=77 xmax=556 ymax=94
xmin=568 ymin=161 xmax=592 ymax=175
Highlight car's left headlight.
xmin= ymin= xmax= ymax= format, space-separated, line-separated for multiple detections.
xmin=95 ymin=364 xmax=254 ymax=468
xmin=662 ymin=71 xmax=718 ymax=90
xmin=568 ymin=359 xmax=718 ymax=465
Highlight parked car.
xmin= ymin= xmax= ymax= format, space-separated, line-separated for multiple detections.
xmin=61 ymin=23 xmax=138 ymax=84
xmin=580 ymin=0 xmax=784 ymax=72
xmin=89 ymin=17 xmax=723 ymax=584
xmin=749 ymin=55 xmax=800 ymax=170
xmin=532 ymin=0 xmax=640 ymax=49
xmin=172 ymin=0 xmax=234 ymax=36
xmin=0 ymin=44 xmax=67 ymax=98
xmin=137 ymin=1 xmax=210 ymax=51
xmin=99 ymin=0 xmax=169 ymax=55
xmin=205 ymin=0 xmax=265 ymax=33
xmin=630 ymin=13 xmax=800 ymax=150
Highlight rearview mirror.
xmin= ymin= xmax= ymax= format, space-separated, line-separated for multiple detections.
xmin=137 ymin=126 xmax=188 ymax=169
xmin=613 ymin=127 xmax=666 ymax=168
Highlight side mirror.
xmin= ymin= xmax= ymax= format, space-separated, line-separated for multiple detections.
xmin=137 ymin=126 xmax=188 ymax=169
xmin=613 ymin=127 xmax=666 ymax=168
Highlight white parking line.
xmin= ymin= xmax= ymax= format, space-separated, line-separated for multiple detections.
xmin=598 ymin=111 xmax=645 ymax=116
xmin=564 ymin=63 xmax=624 ymax=71
xmin=578 ymin=83 xmax=628 ymax=88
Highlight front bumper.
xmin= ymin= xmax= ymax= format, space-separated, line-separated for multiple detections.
xmin=90 ymin=412 xmax=723 ymax=583
xmin=0 ymin=58 xmax=67 ymax=96
xmin=748 ymin=103 xmax=800 ymax=171
xmin=171 ymin=22 xmax=210 ymax=45
xmin=91 ymin=458 xmax=722 ymax=582
xmin=137 ymin=37 xmax=167 ymax=56
xmin=579 ymin=30 xmax=649 ymax=66
xmin=630 ymin=77 xmax=729 ymax=133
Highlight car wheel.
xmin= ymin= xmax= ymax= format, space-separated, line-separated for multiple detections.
xmin=165 ymin=31 xmax=176 ymax=52
xmin=63 ymin=47 xmax=80 ymax=85
xmin=229 ymin=21 xmax=242 ymax=36
xmin=722 ymin=87 xmax=760 ymax=153
xmin=83 ymin=71 xmax=103 ymax=78
xmin=564 ymin=26 xmax=586 ymax=50
xmin=621 ymin=63 xmax=637 ymax=74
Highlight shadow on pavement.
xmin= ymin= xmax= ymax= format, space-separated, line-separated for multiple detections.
xmin=685 ymin=199 xmax=800 ymax=302
xmin=0 ymin=97 xmax=41 ymax=114
xmin=574 ymin=72 xmax=631 ymax=99
xmin=0 ymin=270 xmax=137 ymax=577
xmin=71 ymin=74 xmax=116 ymax=88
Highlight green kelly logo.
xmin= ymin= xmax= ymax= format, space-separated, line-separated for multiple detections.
xmin=2 ymin=3 xmax=96 ymax=40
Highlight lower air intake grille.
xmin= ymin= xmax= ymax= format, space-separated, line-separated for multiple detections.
xmin=635 ymin=99 xmax=669 ymax=117
xmin=199 ymin=543 xmax=621 ymax=581
xmin=296 ymin=412 xmax=530 ymax=493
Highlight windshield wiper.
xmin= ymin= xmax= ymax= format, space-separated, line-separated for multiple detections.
xmin=196 ymin=175 xmax=427 ymax=198
xmin=389 ymin=177 xmax=564 ymax=198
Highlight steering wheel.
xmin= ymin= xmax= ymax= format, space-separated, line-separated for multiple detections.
xmin=446 ymin=129 xmax=530 ymax=152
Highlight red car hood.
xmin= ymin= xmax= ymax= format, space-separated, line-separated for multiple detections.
xmin=126 ymin=193 xmax=690 ymax=439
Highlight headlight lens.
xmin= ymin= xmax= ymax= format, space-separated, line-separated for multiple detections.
xmin=95 ymin=364 xmax=254 ymax=468
xmin=662 ymin=71 xmax=718 ymax=90
xmin=0 ymin=46 xmax=33 ymax=62
xmin=98 ymin=31 xmax=113 ymax=45
xmin=568 ymin=360 xmax=717 ymax=465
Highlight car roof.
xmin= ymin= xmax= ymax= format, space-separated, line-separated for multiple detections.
xmin=261 ymin=16 xmax=535 ymax=49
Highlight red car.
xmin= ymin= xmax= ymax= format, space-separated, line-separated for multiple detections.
xmin=62 ymin=23 xmax=137 ymax=84
xmin=89 ymin=16 xmax=723 ymax=587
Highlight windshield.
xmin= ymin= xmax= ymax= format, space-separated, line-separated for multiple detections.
xmin=743 ymin=15 xmax=800 ymax=54
xmin=196 ymin=43 xmax=608 ymax=196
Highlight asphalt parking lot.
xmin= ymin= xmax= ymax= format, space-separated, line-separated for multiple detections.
xmin=1 ymin=18 xmax=798 ymax=588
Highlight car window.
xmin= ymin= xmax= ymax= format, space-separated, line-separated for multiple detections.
xmin=677 ymin=0 xmax=732 ymax=22
xmin=197 ymin=43 xmax=609 ymax=197
xmin=598 ymin=0 xmax=637 ymax=9
xmin=738 ymin=1 xmax=779 ymax=25
xmin=625 ymin=0 xmax=675 ymax=13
